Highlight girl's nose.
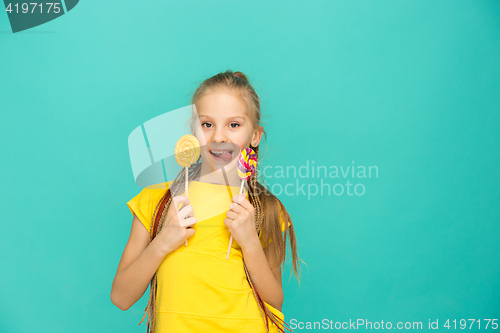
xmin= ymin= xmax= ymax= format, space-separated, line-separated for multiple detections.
xmin=211 ymin=127 xmax=228 ymax=143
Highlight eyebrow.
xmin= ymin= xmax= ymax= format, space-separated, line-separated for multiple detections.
xmin=198 ymin=115 xmax=246 ymax=121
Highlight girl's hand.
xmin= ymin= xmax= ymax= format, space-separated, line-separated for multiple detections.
xmin=224 ymin=195 xmax=260 ymax=250
xmin=154 ymin=195 xmax=197 ymax=255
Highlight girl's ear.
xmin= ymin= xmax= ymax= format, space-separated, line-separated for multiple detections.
xmin=251 ymin=126 xmax=264 ymax=147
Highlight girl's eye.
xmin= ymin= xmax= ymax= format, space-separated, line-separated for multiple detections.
xmin=229 ymin=122 xmax=240 ymax=128
xmin=202 ymin=122 xmax=213 ymax=128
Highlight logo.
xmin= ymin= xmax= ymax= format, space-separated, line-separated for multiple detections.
xmin=3 ymin=0 xmax=79 ymax=33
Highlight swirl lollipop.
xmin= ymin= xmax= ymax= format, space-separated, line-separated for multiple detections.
xmin=175 ymin=134 xmax=200 ymax=246
xmin=237 ymin=148 xmax=257 ymax=180
xmin=175 ymin=134 xmax=201 ymax=168
xmin=227 ymin=148 xmax=257 ymax=259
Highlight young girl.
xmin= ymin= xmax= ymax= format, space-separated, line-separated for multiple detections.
xmin=111 ymin=70 xmax=302 ymax=333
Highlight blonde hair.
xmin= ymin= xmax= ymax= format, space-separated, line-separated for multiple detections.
xmin=141 ymin=70 xmax=303 ymax=333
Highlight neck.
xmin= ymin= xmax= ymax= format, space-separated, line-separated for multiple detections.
xmin=196 ymin=160 xmax=241 ymax=187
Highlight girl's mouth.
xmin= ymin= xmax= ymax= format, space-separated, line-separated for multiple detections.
xmin=210 ymin=149 xmax=234 ymax=162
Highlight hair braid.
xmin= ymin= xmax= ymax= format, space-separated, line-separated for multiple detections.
xmin=139 ymin=158 xmax=202 ymax=333
xmin=249 ymin=145 xmax=263 ymax=231
xmin=243 ymin=144 xmax=292 ymax=333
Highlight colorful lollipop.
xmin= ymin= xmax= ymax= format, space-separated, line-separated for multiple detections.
xmin=237 ymin=148 xmax=257 ymax=180
xmin=227 ymin=148 xmax=257 ymax=259
xmin=175 ymin=134 xmax=200 ymax=246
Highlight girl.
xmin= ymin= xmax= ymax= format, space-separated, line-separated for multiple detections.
xmin=111 ymin=70 xmax=302 ymax=333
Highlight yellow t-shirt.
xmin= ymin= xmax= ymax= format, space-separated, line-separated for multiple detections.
xmin=127 ymin=180 xmax=288 ymax=332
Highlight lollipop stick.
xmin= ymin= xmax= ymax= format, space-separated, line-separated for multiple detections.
xmin=175 ymin=135 xmax=200 ymax=248
xmin=226 ymin=179 xmax=246 ymax=260
xmin=185 ymin=165 xmax=189 ymax=247
xmin=185 ymin=165 xmax=188 ymax=196
xmin=239 ymin=179 xmax=245 ymax=194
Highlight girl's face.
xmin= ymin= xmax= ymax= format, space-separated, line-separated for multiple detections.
xmin=194 ymin=89 xmax=262 ymax=175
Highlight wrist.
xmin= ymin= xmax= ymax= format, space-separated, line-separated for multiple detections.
xmin=240 ymin=234 xmax=262 ymax=254
xmin=150 ymin=237 xmax=172 ymax=258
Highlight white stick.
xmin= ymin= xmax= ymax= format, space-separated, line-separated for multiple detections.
xmin=185 ymin=166 xmax=189 ymax=247
xmin=226 ymin=180 xmax=245 ymax=259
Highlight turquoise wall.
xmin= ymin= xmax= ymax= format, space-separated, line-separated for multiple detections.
xmin=1 ymin=0 xmax=498 ymax=331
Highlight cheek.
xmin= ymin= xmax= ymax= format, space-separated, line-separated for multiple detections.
xmin=200 ymin=146 xmax=210 ymax=155
xmin=233 ymin=135 xmax=252 ymax=148
xmin=200 ymin=129 xmax=213 ymax=141
xmin=234 ymin=142 xmax=244 ymax=151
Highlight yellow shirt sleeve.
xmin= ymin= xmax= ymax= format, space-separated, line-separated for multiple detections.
xmin=127 ymin=184 xmax=170 ymax=233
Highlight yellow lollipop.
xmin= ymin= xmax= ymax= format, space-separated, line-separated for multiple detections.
xmin=175 ymin=135 xmax=200 ymax=247
xmin=175 ymin=134 xmax=201 ymax=167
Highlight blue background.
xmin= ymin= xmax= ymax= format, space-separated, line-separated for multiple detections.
xmin=1 ymin=0 xmax=499 ymax=332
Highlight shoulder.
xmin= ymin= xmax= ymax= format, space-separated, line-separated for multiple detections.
xmin=129 ymin=183 xmax=170 ymax=208
xmin=132 ymin=184 xmax=169 ymax=205
xmin=126 ymin=182 xmax=171 ymax=232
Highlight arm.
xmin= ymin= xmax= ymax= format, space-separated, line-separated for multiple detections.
xmin=224 ymin=196 xmax=284 ymax=311
xmin=110 ymin=214 xmax=167 ymax=311
xmin=241 ymin=238 xmax=284 ymax=311
xmin=111 ymin=196 xmax=196 ymax=311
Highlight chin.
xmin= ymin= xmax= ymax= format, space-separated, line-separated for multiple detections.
xmin=214 ymin=159 xmax=238 ymax=175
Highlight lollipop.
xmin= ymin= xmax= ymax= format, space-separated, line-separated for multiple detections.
xmin=237 ymin=148 xmax=257 ymax=180
xmin=175 ymin=134 xmax=201 ymax=168
xmin=227 ymin=148 xmax=257 ymax=259
xmin=175 ymin=134 xmax=200 ymax=246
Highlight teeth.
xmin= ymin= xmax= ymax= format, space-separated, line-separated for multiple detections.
xmin=211 ymin=150 xmax=232 ymax=154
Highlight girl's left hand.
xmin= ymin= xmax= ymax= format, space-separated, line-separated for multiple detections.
xmin=224 ymin=195 xmax=260 ymax=250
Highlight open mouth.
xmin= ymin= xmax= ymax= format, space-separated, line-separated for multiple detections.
xmin=210 ymin=149 xmax=234 ymax=162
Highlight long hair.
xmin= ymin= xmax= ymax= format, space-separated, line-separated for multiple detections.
xmin=140 ymin=70 xmax=304 ymax=333
xmin=191 ymin=70 xmax=302 ymax=278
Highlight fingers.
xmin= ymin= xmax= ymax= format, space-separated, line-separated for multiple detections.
xmin=186 ymin=228 xmax=196 ymax=238
xmin=229 ymin=202 xmax=245 ymax=214
xmin=177 ymin=204 xmax=194 ymax=220
xmin=167 ymin=196 xmax=190 ymax=219
xmin=226 ymin=210 xmax=238 ymax=220
xmin=171 ymin=196 xmax=190 ymax=210
xmin=179 ymin=216 xmax=197 ymax=228
xmin=227 ymin=195 xmax=254 ymax=223
xmin=223 ymin=218 xmax=233 ymax=229
xmin=167 ymin=196 xmax=196 ymax=229
xmin=174 ymin=204 xmax=196 ymax=228
xmin=232 ymin=195 xmax=254 ymax=213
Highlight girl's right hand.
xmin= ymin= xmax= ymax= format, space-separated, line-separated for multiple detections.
xmin=154 ymin=195 xmax=197 ymax=255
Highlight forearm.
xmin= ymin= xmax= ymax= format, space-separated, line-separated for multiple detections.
xmin=111 ymin=239 xmax=168 ymax=310
xmin=241 ymin=239 xmax=284 ymax=311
